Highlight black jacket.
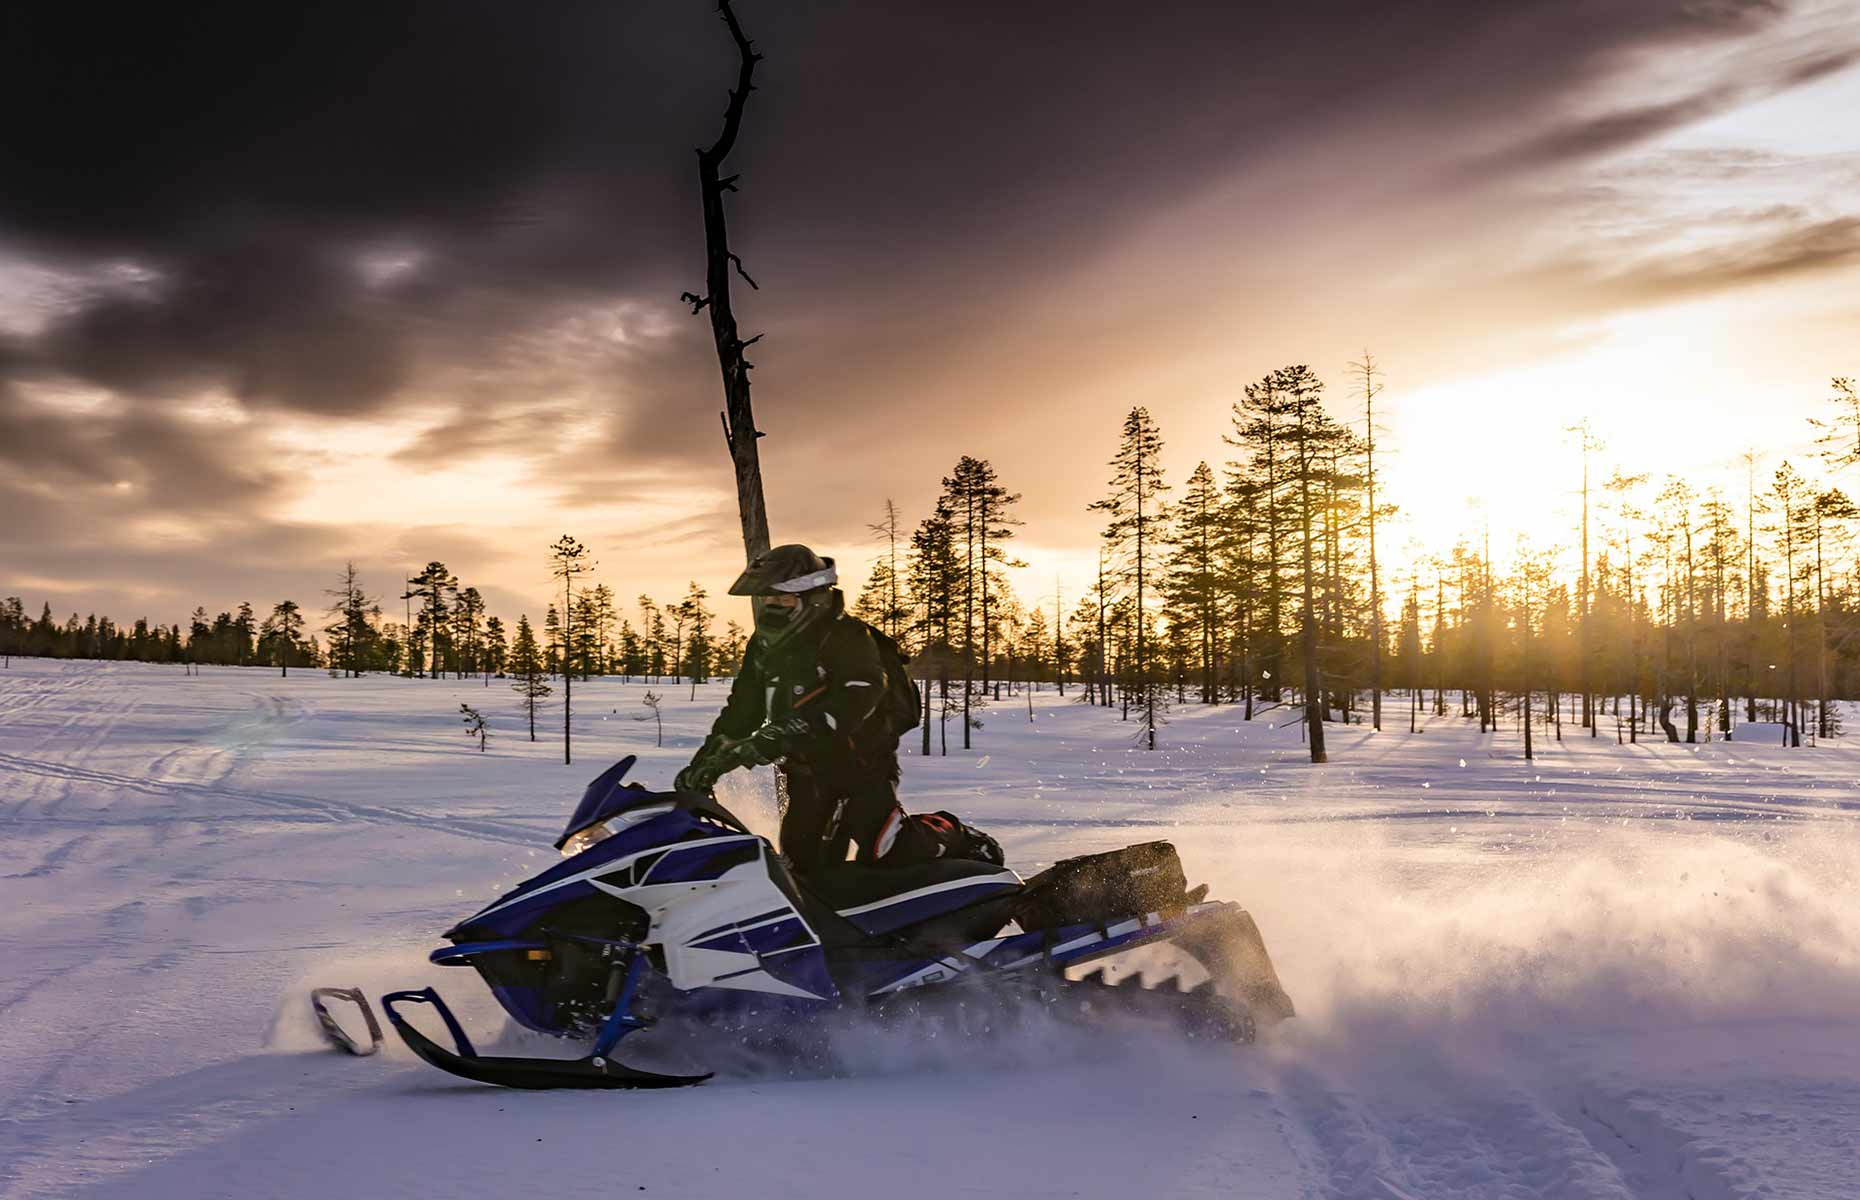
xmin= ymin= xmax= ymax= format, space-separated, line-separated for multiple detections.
xmin=699 ymin=597 xmax=899 ymax=773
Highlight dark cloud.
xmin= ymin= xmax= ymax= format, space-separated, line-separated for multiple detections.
xmin=33 ymin=240 xmax=410 ymax=415
xmin=0 ymin=390 xmax=284 ymax=511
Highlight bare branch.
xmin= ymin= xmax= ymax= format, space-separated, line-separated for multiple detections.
xmin=690 ymin=0 xmax=772 ymax=560
xmin=700 ymin=0 xmax=762 ymax=171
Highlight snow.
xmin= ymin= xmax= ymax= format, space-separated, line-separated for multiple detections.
xmin=3 ymin=658 xmax=1858 ymax=1199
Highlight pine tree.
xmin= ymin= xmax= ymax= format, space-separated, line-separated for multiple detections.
xmin=1811 ymin=489 xmax=1856 ymax=737
xmin=590 ymin=585 xmax=618 ymax=675
xmin=637 ymin=596 xmax=665 ymax=680
xmin=1021 ymin=606 xmax=1049 ymax=690
xmin=544 ymin=605 xmax=564 ymax=677
xmin=864 ymin=499 xmax=911 ymax=640
xmin=940 ymin=457 xmax=1023 ymax=704
xmin=549 ymin=535 xmax=594 ymax=765
xmin=571 ymin=592 xmax=600 ymax=680
xmin=406 ymin=562 xmax=457 ymax=679
xmin=1811 ymin=376 xmax=1860 ymax=470
xmin=716 ymin=619 xmax=747 ymax=677
xmin=908 ymin=502 xmax=962 ymax=756
xmin=509 ymin=614 xmax=551 ymax=742
xmin=453 ymin=586 xmax=486 ymax=680
xmin=617 ymin=619 xmax=644 ymax=678
xmin=233 ymin=602 xmax=256 ymax=666
xmin=679 ymin=582 xmax=714 ymax=698
xmin=1230 ymin=382 xmax=1284 ymax=703
xmin=1770 ymin=464 xmax=1809 ymax=747
xmin=1051 ymin=579 xmax=1069 ymax=696
xmin=1238 ymin=365 xmax=1344 ymax=762
xmin=1165 ymin=461 xmax=1225 ymax=704
xmin=323 ymin=562 xmax=376 ymax=677
xmin=1 ymin=596 xmax=27 ymax=667
xmin=482 ymin=616 xmax=508 ymax=684
xmin=1091 ymin=407 xmax=1170 ymax=750
xmin=1700 ymin=491 xmax=1740 ymax=737
xmin=262 ymin=600 xmax=304 ymax=676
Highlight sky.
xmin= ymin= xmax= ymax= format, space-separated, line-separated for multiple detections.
xmin=3 ymin=0 xmax=1858 ymax=631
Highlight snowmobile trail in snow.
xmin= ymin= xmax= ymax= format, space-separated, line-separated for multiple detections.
xmin=3 ymin=662 xmax=1859 ymax=1198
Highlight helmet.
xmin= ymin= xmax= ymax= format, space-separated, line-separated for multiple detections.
xmin=729 ymin=544 xmax=840 ymax=643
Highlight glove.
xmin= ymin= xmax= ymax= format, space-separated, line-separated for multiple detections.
xmin=676 ymin=734 xmax=766 ymax=792
xmin=674 ymin=759 xmax=720 ymax=794
xmin=747 ymin=715 xmax=812 ymax=764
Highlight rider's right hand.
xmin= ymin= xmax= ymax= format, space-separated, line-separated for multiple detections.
xmin=674 ymin=761 xmax=717 ymax=794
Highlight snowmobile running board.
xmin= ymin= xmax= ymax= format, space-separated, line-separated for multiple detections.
xmin=380 ymin=987 xmax=712 ymax=1091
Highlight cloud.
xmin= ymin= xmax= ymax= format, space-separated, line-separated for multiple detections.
xmin=1607 ymin=214 xmax=1860 ymax=298
xmin=0 ymin=384 xmax=285 ymax=512
xmin=30 ymin=240 xmax=411 ymax=416
xmin=1 ymin=0 xmax=1853 ymax=622
xmin=1455 ymin=41 xmax=1860 ymax=181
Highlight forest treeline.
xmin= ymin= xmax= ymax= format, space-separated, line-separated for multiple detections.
xmin=0 ymin=565 xmax=746 ymax=685
xmin=7 ymin=366 xmax=1857 ymax=761
xmin=849 ymin=366 xmax=1860 ymax=759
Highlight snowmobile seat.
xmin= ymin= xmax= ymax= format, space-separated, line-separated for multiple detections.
xmin=801 ymin=858 xmax=1023 ymax=937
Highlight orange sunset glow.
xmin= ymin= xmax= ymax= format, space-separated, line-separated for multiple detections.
xmin=0 ymin=2 xmax=1855 ymax=630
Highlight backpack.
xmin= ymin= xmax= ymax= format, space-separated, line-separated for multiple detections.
xmin=1013 ymin=841 xmax=1189 ymax=929
xmin=868 ymin=627 xmax=922 ymax=738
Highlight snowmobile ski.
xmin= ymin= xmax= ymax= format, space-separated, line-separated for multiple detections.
xmin=311 ymin=986 xmax=383 ymax=1056
xmin=381 ymin=987 xmax=710 ymax=1090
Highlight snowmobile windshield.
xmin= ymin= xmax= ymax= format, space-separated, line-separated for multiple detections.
xmin=559 ymin=802 xmax=676 ymax=857
xmin=555 ymin=756 xmax=675 ymax=850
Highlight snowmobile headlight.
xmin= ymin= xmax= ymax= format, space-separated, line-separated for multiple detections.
xmin=560 ymin=823 xmax=612 ymax=858
xmin=558 ymin=803 xmax=677 ymax=858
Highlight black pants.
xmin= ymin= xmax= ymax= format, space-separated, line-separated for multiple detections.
xmin=778 ymin=761 xmax=943 ymax=875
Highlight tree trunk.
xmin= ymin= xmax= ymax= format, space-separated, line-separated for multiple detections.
xmin=691 ymin=2 xmax=772 ymax=564
xmin=1300 ymin=461 xmax=1326 ymax=763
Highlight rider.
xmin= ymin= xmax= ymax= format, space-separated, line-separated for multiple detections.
xmin=674 ymin=544 xmax=1001 ymax=877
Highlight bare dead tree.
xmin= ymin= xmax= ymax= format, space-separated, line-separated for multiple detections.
xmin=685 ymin=0 xmax=771 ymax=562
xmin=1567 ymin=420 xmax=1603 ymax=737
xmin=1351 ymin=351 xmax=1385 ymax=731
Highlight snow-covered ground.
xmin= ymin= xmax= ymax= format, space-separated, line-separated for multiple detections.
xmin=3 ymin=658 xmax=1857 ymax=1199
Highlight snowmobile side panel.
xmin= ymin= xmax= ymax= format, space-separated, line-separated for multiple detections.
xmin=621 ymin=838 xmax=841 ymax=1002
xmin=833 ymin=869 xmax=1023 ymax=936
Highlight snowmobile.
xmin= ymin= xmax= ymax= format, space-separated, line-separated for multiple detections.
xmin=340 ymin=756 xmax=1293 ymax=1089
